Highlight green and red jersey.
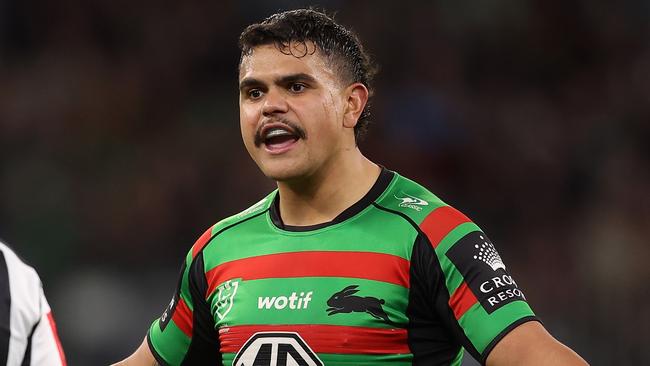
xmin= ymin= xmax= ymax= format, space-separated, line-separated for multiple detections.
xmin=147 ymin=168 xmax=537 ymax=365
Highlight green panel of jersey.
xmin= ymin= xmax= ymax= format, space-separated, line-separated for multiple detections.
xmin=147 ymin=168 xmax=538 ymax=365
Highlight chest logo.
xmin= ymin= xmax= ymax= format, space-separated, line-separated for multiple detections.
xmin=258 ymin=291 xmax=313 ymax=310
xmin=233 ymin=332 xmax=323 ymax=366
xmin=395 ymin=193 xmax=429 ymax=211
xmin=326 ymin=285 xmax=394 ymax=325
xmin=216 ymin=279 xmax=240 ymax=320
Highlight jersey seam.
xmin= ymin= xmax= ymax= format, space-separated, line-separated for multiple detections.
xmin=197 ymin=208 xmax=269 ymax=258
xmin=20 ymin=317 xmax=40 ymax=366
xmin=181 ymin=252 xmax=222 ymax=365
xmin=371 ymin=202 xmax=425 ymax=236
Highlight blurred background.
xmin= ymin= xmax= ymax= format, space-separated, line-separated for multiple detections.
xmin=1 ymin=0 xmax=648 ymax=364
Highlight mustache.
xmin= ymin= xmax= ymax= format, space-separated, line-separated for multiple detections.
xmin=254 ymin=118 xmax=307 ymax=147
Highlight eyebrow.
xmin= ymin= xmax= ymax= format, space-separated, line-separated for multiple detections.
xmin=239 ymin=73 xmax=318 ymax=91
xmin=277 ymin=73 xmax=317 ymax=86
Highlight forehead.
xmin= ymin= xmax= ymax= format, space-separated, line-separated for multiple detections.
xmin=239 ymin=43 xmax=338 ymax=83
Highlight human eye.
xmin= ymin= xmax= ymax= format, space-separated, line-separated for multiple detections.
xmin=289 ymin=83 xmax=306 ymax=93
xmin=247 ymin=89 xmax=263 ymax=100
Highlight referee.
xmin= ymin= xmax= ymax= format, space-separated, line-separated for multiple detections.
xmin=0 ymin=241 xmax=66 ymax=365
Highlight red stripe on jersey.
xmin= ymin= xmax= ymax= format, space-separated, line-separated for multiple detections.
xmin=219 ymin=324 xmax=409 ymax=354
xmin=206 ymin=251 xmax=410 ymax=297
xmin=448 ymin=281 xmax=477 ymax=320
xmin=47 ymin=312 xmax=67 ymax=365
xmin=171 ymin=298 xmax=193 ymax=337
xmin=192 ymin=226 xmax=215 ymax=258
xmin=420 ymin=206 xmax=470 ymax=248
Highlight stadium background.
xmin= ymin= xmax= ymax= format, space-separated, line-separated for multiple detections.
xmin=0 ymin=1 xmax=648 ymax=364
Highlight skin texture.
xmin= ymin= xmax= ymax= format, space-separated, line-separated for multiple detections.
xmin=487 ymin=321 xmax=588 ymax=365
xmin=112 ymin=43 xmax=589 ymax=366
xmin=239 ymin=42 xmax=352 ymax=183
xmin=238 ymin=43 xmax=379 ymax=226
xmin=111 ymin=338 xmax=157 ymax=365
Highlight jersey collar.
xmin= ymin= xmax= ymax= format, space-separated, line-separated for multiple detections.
xmin=269 ymin=167 xmax=395 ymax=232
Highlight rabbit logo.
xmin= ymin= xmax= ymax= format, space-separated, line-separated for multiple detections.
xmin=326 ymin=285 xmax=395 ymax=325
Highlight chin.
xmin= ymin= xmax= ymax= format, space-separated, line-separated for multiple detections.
xmin=258 ymin=160 xmax=311 ymax=183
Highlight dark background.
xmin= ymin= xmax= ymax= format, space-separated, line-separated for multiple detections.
xmin=1 ymin=1 xmax=648 ymax=365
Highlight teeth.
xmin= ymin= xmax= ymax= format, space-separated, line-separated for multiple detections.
xmin=265 ymin=128 xmax=292 ymax=139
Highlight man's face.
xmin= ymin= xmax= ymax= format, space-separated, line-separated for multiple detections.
xmin=238 ymin=43 xmax=353 ymax=182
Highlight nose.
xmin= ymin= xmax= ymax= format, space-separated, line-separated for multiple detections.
xmin=262 ymin=89 xmax=289 ymax=117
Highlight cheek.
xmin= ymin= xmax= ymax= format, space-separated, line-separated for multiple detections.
xmin=239 ymin=106 xmax=257 ymax=135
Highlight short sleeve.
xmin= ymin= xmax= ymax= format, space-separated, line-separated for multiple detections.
xmin=147 ymin=228 xmax=221 ymax=365
xmin=419 ymin=205 xmax=538 ymax=363
xmin=0 ymin=242 xmax=66 ymax=365
xmin=30 ymin=291 xmax=67 ymax=365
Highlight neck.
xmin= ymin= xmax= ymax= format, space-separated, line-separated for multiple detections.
xmin=276 ymin=149 xmax=380 ymax=226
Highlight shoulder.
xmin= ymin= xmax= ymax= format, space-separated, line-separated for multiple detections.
xmin=219 ymin=191 xmax=275 ymax=227
xmin=187 ymin=191 xmax=276 ymax=260
xmin=0 ymin=241 xmax=43 ymax=320
xmin=376 ymin=171 xmax=470 ymax=225
xmin=374 ymin=170 xmax=476 ymax=250
xmin=0 ymin=241 xmax=40 ymax=285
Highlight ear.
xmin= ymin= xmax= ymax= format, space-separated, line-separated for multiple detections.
xmin=342 ymin=82 xmax=369 ymax=129
xmin=343 ymin=289 xmax=359 ymax=296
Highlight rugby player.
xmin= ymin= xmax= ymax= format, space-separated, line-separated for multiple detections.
xmin=114 ymin=9 xmax=588 ymax=366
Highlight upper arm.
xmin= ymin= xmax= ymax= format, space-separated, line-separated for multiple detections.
xmin=486 ymin=321 xmax=588 ymax=366
xmin=31 ymin=291 xmax=66 ymax=366
xmin=114 ymin=251 xmax=218 ymax=366
xmin=418 ymin=214 xmax=537 ymax=361
xmin=7 ymin=249 xmax=67 ymax=366
xmin=145 ymin=226 xmax=222 ymax=366
xmin=147 ymin=252 xmax=221 ymax=365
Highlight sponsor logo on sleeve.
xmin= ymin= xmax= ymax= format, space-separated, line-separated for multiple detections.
xmin=159 ymin=261 xmax=186 ymax=332
xmin=233 ymin=332 xmax=323 ymax=366
xmin=446 ymin=231 xmax=527 ymax=314
xmin=159 ymin=290 xmax=179 ymax=331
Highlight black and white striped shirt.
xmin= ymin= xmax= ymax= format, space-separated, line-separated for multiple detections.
xmin=0 ymin=242 xmax=66 ymax=366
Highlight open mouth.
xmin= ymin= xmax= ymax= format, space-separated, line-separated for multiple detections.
xmin=326 ymin=307 xmax=343 ymax=312
xmin=259 ymin=125 xmax=300 ymax=152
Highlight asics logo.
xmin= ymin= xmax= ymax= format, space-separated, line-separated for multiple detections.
xmin=395 ymin=193 xmax=428 ymax=211
xmin=237 ymin=198 xmax=268 ymax=218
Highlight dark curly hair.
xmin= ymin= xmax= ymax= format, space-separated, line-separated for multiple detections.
xmin=239 ymin=9 xmax=378 ymax=143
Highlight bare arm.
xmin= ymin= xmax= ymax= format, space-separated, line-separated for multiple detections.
xmin=487 ymin=321 xmax=588 ymax=366
xmin=111 ymin=337 xmax=158 ymax=366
